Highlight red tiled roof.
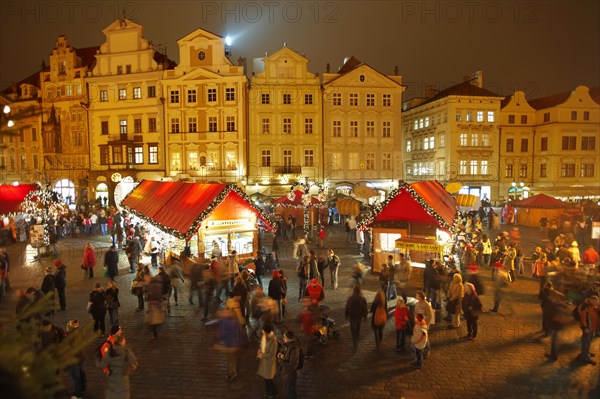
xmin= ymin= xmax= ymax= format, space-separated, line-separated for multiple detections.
xmin=528 ymin=90 xmax=571 ymax=110
xmin=405 ymin=81 xmax=502 ymax=110
xmin=75 ymin=46 xmax=100 ymax=70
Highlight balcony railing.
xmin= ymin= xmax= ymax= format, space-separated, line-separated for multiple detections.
xmin=274 ymin=165 xmax=302 ymax=174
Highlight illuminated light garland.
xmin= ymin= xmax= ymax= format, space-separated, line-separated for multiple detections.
xmin=287 ymin=177 xmax=327 ymax=237
xmin=121 ymin=181 xmax=278 ymax=241
xmin=20 ymin=187 xmax=69 ymax=246
xmin=357 ymin=181 xmax=459 ymax=233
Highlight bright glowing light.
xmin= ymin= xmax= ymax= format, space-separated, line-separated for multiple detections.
xmin=3 ymin=105 xmax=10 ymax=114
xmin=225 ymin=36 xmax=232 ymax=46
xmin=11 ymin=181 xmax=19 ymax=186
xmin=7 ymin=120 xmax=14 ymax=128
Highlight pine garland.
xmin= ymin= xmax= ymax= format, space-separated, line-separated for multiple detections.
xmin=121 ymin=181 xmax=278 ymax=241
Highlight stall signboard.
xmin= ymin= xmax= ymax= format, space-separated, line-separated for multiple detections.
xmin=206 ymin=219 xmax=250 ymax=228
xmin=395 ymin=240 xmax=442 ymax=252
xmin=30 ymin=224 xmax=45 ymax=247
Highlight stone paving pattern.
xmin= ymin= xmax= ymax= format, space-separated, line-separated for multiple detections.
xmin=1 ymin=224 xmax=599 ymax=399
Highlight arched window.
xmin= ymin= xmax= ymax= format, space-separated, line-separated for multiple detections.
xmin=54 ymin=179 xmax=75 ymax=204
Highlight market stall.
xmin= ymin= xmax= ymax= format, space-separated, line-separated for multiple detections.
xmin=273 ymin=190 xmax=325 ymax=228
xmin=121 ymin=181 xmax=276 ymax=272
xmin=510 ymin=193 xmax=573 ymax=227
xmin=0 ymin=183 xmax=40 ymax=244
xmin=358 ymin=180 xmax=457 ymax=274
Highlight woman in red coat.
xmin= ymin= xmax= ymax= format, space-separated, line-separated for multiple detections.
xmin=82 ymin=242 xmax=97 ymax=279
xmin=394 ymin=298 xmax=411 ymax=352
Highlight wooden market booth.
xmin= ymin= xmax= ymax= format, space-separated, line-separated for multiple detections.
xmin=359 ymin=181 xmax=457 ymax=282
xmin=273 ymin=190 xmax=326 ymax=227
xmin=509 ymin=193 xmax=573 ymax=227
xmin=121 ymin=181 xmax=275 ymax=273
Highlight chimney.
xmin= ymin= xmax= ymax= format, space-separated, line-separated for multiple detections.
xmin=394 ymin=65 xmax=399 ymax=76
xmin=326 ymin=63 xmax=330 ymax=73
xmin=464 ymin=71 xmax=483 ymax=88
xmin=425 ymin=84 xmax=437 ymax=98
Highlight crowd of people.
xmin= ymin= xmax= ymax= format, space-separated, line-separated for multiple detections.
xmin=4 ymin=201 xmax=600 ymax=398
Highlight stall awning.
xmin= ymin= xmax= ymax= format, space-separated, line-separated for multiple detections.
xmin=121 ymin=181 xmax=275 ymax=239
xmin=510 ymin=193 xmax=571 ymax=209
xmin=0 ymin=184 xmax=39 ymax=217
xmin=359 ymin=181 xmax=457 ymax=231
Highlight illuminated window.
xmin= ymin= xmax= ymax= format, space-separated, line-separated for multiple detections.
xmin=171 ymin=152 xmax=181 ymax=170
xmin=149 ymin=145 xmax=158 ymax=164
xmin=470 ymin=160 xmax=478 ymax=175
xmin=133 ymin=87 xmax=141 ymax=99
xmin=134 ymin=146 xmax=143 ymax=164
xmin=460 ymin=133 xmax=468 ymax=146
xmin=118 ymin=88 xmax=127 ymax=100
xmin=487 ymin=111 xmax=494 ymax=122
xmin=481 ymin=160 xmax=488 ymax=175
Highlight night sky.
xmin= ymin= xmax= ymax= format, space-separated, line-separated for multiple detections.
xmin=1 ymin=0 xmax=598 ymax=99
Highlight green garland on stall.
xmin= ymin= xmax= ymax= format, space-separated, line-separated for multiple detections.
xmin=357 ymin=182 xmax=458 ymax=232
xmin=20 ymin=187 xmax=68 ymax=246
xmin=121 ymin=181 xmax=278 ymax=241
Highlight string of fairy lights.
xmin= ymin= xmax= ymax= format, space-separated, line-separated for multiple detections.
xmin=20 ymin=187 xmax=69 ymax=245
xmin=357 ymin=182 xmax=458 ymax=232
xmin=286 ymin=177 xmax=327 ymax=236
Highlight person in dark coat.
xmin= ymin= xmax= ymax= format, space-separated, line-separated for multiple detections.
xmin=267 ymin=270 xmax=286 ymax=323
xmin=105 ymin=280 xmax=120 ymax=328
xmin=308 ymin=251 xmax=320 ymax=280
xmin=461 ymin=283 xmax=483 ymax=340
xmin=104 ymin=245 xmax=119 ymax=281
xmin=89 ymin=283 xmax=107 ymax=337
xmin=345 ymin=285 xmax=368 ymax=350
xmin=254 ymin=251 xmax=265 ymax=287
xmin=188 ymin=262 xmax=205 ymax=307
xmin=278 ymin=330 xmax=301 ymax=399
xmin=97 ymin=335 xmax=138 ymax=399
xmin=541 ymin=282 xmax=569 ymax=361
xmin=41 ymin=267 xmax=55 ymax=315
xmin=157 ymin=266 xmax=172 ymax=312
xmin=54 ymin=259 xmax=67 ymax=311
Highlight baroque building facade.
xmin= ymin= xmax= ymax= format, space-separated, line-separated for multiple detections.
xmin=162 ymin=28 xmax=247 ymax=183
xmin=247 ymin=46 xmax=322 ymax=197
xmin=402 ymin=72 xmax=504 ymax=201
xmin=322 ymin=57 xmax=404 ymax=198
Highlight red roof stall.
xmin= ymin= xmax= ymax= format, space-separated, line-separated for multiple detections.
xmin=121 ymin=181 xmax=275 ymax=264
xmin=509 ymin=193 xmax=576 ymax=227
xmin=0 ymin=184 xmax=39 ymax=218
xmin=359 ymin=181 xmax=457 ymax=274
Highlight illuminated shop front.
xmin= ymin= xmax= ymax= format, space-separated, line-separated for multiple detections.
xmin=121 ymin=181 xmax=275 ymax=271
xmin=358 ymin=181 xmax=457 ymax=275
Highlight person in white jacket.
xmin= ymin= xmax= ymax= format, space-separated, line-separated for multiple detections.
xmin=410 ymin=313 xmax=429 ymax=369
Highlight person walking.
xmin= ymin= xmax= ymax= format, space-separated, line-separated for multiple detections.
xmin=145 ymin=275 xmax=166 ymax=339
xmin=215 ymin=308 xmax=241 ymax=381
xmin=148 ymin=236 xmax=160 ymax=268
xmin=105 ymin=280 xmax=120 ymax=328
xmin=397 ymin=253 xmax=411 ymax=304
xmin=410 ymin=313 xmax=429 ymax=369
xmin=385 ymin=255 xmax=398 ymax=302
xmin=65 ymin=320 xmax=86 ymax=399
xmin=268 ymin=270 xmax=286 ymax=323
xmin=371 ymin=290 xmax=387 ymax=350
xmin=447 ymin=273 xmax=464 ymax=340
xmin=326 ymin=249 xmax=341 ymax=289
xmin=503 ymin=242 xmax=517 ymax=282
xmin=156 ymin=266 xmax=172 ymax=313
xmin=257 ymin=323 xmax=278 ymax=399
xmin=540 ymin=282 xmax=568 ymax=361
xmin=125 ymin=238 xmax=138 ymax=273
xmin=131 ymin=264 xmax=148 ymax=311
xmin=462 ymin=283 xmax=483 ymax=340
xmin=296 ymin=255 xmax=310 ymax=302
xmin=82 ymin=243 xmax=96 ymax=279
xmin=577 ymin=295 xmax=599 ymax=365
xmin=317 ymin=252 xmax=327 ymax=287
xmin=345 ymin=285 xmax=368 ymax=350
xmin=490 ymin=267 xmax=510 ymax=314
xmin=278 ymin=330 xmax=301 ymax=399
xmin=54 ymin=259 xmax=67 ymax=311
xmin=168 ymin=261 xmax=185 ymax=306
xmin=97 ymin=335 xmax=138 ymax=399
xmin=104 ymin=245 xmax=119 ymax=281
xmin=414 ymin=291 xmax=434 ymax=356
xmin=227 ymin=250 xmax=240 ymax=291
xmin=394 ymin=298 xmax=411 ymax=352
xmin=308 ymin=250 xmax=320 ymax=281
xmin=89 ymin=282 xmax=107 ymax=337
xmin=533 ymin=253 xmax=549 ymax=297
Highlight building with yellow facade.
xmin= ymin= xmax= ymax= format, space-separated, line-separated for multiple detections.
xmin=247 ymin=46 xmax=322 ymax=197
xmin=402 ymin=72 xmax=504 ymax=201
xmin=37 ymin=35 xmax=97 ymax=202
xmin=499 ymin=85 xmax=600 ymax=201
xmin=322 ymin=57 xmax=404 ymax=199
xmin=86 ymin=18 xmax=175 ymax=202
xmin=0 ymin=75 xmax=43 ymax=187
xmin=162 ymin=28 xmax=246 ymax=183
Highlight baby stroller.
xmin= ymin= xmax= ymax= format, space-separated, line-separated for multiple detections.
xmin=315 ymin=305 xmax=340 ymax=345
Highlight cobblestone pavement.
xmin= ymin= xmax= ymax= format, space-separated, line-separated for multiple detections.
xmin=1 ymin=225 xmax=599 ymax=399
